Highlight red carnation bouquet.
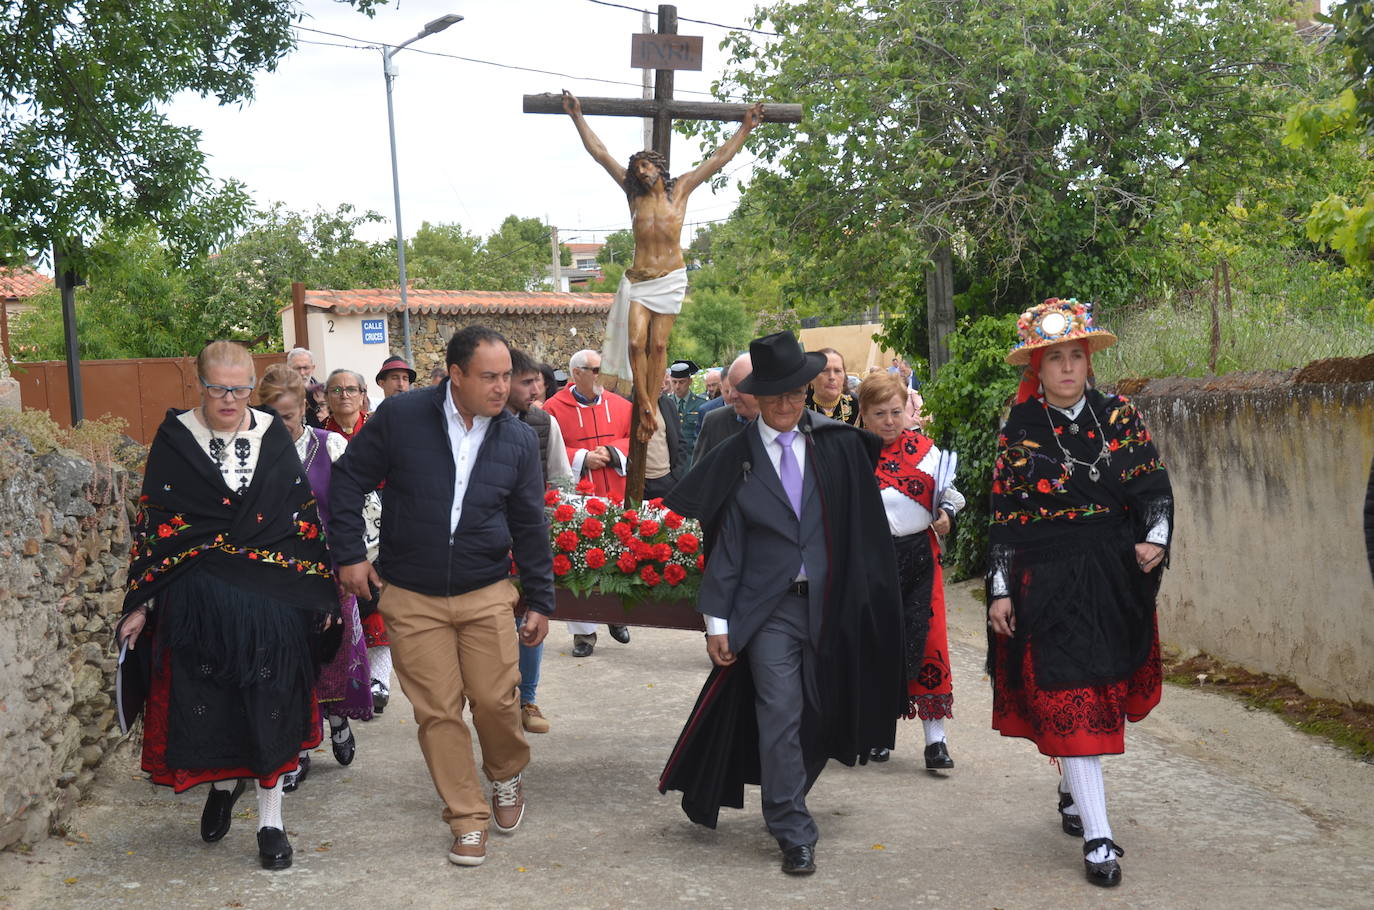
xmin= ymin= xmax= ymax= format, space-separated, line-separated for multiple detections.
xmin=544 ymin=479 xmax=705 ymax=606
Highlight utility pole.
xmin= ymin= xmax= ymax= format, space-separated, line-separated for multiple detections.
xmin=550 ymin=224 xmax=562 ymax=291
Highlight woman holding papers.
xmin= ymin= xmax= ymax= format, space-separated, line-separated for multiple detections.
xmin=857 ymin=372 xmax=964 ymax=769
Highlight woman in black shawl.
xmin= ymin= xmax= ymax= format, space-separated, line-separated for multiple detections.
xmin=116 ymin=342 xmax=337 ymax=870
xmin=986 ymin=299 xmax=1173 ymax=888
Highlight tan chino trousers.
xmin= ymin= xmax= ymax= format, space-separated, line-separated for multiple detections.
xmin=380 ymin=579 xmax=529 ymax=836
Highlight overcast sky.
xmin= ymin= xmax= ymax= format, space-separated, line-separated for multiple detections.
xmin=165 ymin=0 xmax=777 ymax=249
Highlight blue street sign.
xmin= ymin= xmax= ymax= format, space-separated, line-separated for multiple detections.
xmin=362 ymin=319 xmax=386 ymax=345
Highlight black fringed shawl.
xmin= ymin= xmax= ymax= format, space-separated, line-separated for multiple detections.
xmin=123 ymin=409 xmax=336 ymax=617
xmin=986 ymin=390 xmax=1173 ymax=690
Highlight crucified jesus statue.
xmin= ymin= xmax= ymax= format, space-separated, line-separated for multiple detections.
xmin=562 ymin=89 xmax=764 ymax=444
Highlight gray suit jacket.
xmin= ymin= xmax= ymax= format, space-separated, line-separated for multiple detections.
xmin=693 ymin=406 xmax=748 ymax=464
xmin=697 ymin=422 xmax=829 ymax=653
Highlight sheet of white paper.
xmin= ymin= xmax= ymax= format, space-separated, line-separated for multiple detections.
xmin=115 ymin=640 xmax=131 ymax=734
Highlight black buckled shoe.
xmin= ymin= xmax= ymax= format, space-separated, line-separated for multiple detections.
xmin=923 ymin=741 xmax=954 ymax=770
xmin=199 ymin=779 xmax=246 ymax=843
xmin=608 ymin=624 xmax=631 ymax=644
xmin=781 ymin=842 xmax=816 ymax=875
xmin=1058 ymin=789 xmax=1084 ymax=837
xmin=571 ymin=633 xmax=596 ymax=658
xmin=257 ymin=826 xmax=294 ymax=870
xmin=331 ymin=720 xmax=356 ymax=766
xmin=282 ymin=753 xmax=310 ymax=793
xmin=868 ymin=747 xmax=891 ymax=762
xmin=1083 ymin=837 xmax=1124 ymax=887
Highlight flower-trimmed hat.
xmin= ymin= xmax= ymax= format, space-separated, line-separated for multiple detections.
xmin=1006 ymin=297 xmax=1117 ymax=366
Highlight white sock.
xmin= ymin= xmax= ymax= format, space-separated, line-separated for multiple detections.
xmin=368 ymin=646 xmax=392 ymax=688
xmin=922 ymin=718 xmax=946 ymax=745
xmin=256 ymin=780 xmax=284 ymax=831
xmin=1060 ymin=756 xmax=1113 ymax=862
xmin=211 ymin=779 xmax=238 ymax=792
xmin=329 ymin=715 xmax=351 ymax=743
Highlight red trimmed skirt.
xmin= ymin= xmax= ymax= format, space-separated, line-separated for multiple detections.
xmin=906 ymin=537 xmax=954 ymax=720
xmin=991 ymin=617 xmax=1162 ymax=757
xmin=141 ymin=647 xmax=322 ymax=792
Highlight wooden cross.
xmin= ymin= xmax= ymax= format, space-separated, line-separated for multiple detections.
xmin=523 ymin=4 xmax=801 ymax=503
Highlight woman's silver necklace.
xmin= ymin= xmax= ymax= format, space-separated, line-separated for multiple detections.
xmin=205 ymin=409 xmax=246 ymax=472
xmin=1043 ymin=399 xmax=1111 ymax=482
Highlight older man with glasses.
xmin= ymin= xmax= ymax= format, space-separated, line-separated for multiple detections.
xmin=541 ymin=347 xmax=634 ymax=658
xmin=660 ymin=331 xmax=904 ymax=876
xmin=286 ymin=347 xmax=325 ymax=428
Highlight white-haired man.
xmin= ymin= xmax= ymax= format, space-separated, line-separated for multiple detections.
xmin=287 ymin=347 xmax=325 ymax=427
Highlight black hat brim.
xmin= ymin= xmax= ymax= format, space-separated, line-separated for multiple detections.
xmin=735 ymin=351 xmax=828 ymax=397
xmin=376 ymin=365 xmax=417 ymax=383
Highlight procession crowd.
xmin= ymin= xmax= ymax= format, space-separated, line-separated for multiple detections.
xmin=113 ymin=299 xmax=1172 ymax=891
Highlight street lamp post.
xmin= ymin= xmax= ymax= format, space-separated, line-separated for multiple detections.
xmin=382 ymin=13 xmax=463 ymax=367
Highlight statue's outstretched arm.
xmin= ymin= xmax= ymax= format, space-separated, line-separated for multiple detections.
xmin=675 ymin=103 xmax=764 ymax=198
xmin=563 ymin=90 xmax=626 ymax=186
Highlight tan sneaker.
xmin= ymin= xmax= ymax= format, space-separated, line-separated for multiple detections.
xmin=448 ymin=829 xmax=487 ymax=866
xmin=491 ymin=774 xmax=525 ymax=834
xmin=521 ymin=703 xmax=550 ymax=734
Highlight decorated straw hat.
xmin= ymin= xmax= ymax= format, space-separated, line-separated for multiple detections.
xmin=1006 ymin=298 xmax=1117 ymax=366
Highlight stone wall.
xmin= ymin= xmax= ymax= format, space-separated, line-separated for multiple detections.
xmin=1131 ymin=374 xmax=1374 ymax=703
xmin=390 ymin=310 xmax=609 ymax=379
xmin=0 ymin=429 xmax=134 ymax=849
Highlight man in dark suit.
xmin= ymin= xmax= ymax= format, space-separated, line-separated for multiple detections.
xmin=692 ymin=353 xmax=757 ymax=462
xmin=659 ymin=332 xmax=904 ymax=876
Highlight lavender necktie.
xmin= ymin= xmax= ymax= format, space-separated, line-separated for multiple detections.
xmin=775 ymin=430 xmax=802 ymax=518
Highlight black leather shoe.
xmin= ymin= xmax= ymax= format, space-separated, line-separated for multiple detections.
xmin=200 ymin=779 xmax=246 ymax=843
xmin=571 ymin=633 xmax=596 ymax=658
xmin=868 ymin=747 xmax=891 ymax=762
xmin=608 ymin=624 xmax=631 ymax=644
xmin=924 ymin=741 xmax=954 ymax=770
xmin=282 ymin=753 xmax=310 ymax=793
xmin=781 ymin=842 xmax=816 ymax=875
xmin=257 ymin=826 xmax=294 ymax=870
xmin=331 ymin=720 xmax=356 ymax=766
xmin=1058 ymin=789 xmax=1084 ymax=837
xmin=1083 ymin=837 xmax=1124 ymax=887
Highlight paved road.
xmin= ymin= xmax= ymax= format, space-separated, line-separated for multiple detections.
xmin=3 ymin=582 xmax=1372 ymax=910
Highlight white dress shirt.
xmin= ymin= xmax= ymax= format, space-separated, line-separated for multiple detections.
xmin=442 ymin=387 xmax=491 ymax=535
xmin=544 ymin=412 xmax=575 ymax=487
xmin=705 ymin=420 xmax=808 ymax=637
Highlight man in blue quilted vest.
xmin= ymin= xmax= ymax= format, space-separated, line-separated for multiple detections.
xmin=332 ymin=325 xmax=554 ymax=869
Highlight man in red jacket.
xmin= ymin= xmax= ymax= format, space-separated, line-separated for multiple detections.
xmin=541 ymin=347 xmax=633 ymax=656
xmin=542 ymin=348 xmax=632 ymax=500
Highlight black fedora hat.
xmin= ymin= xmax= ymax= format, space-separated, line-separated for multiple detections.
xmin=735 ymin=331 xmax=827 ymax=397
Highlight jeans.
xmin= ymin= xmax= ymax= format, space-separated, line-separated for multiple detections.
xmin=516 ymin=613 xmax=541 ymax=704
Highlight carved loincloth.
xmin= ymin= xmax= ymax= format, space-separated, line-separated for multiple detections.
xmin=602 ymin=267 xmax=689 ymax=382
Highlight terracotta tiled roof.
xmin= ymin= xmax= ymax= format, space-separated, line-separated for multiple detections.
xmin=565 ymin=242 xmax=604 ymax=254
xmin=0 ymin=267 xmax=53 ymax=300
xmin=296 ymin=288 xmax=613 ymax=316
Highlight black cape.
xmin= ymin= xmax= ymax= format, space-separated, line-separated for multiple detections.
xmin=657 ymin=411 xmax=905 ymax=827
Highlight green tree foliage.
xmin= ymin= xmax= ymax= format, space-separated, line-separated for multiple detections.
xmin=917 ymin=314 xmax=1019 ymax=579
xmin=0 ymin=0 xmax=381 ymax=268
xmin=1284 ymin=1 xmax=1374 ymax=271
xmin=674 ymin=290 xmax=754 ymax=366
xmin=12 ymin=203 xmax=394 ymax=359
xmin=407 ymin=216 xmax=566 ymax=290
xmin=407 ymin=222 xmax=485 ymax=289
xmin=698 ymin=0 xmax=1321 ymax=321
xmin=597 ymin=229 xmax=635 ymax=268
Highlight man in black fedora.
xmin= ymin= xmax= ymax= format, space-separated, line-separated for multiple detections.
xmin=658 ymin=330 xmax=904 ymax=876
